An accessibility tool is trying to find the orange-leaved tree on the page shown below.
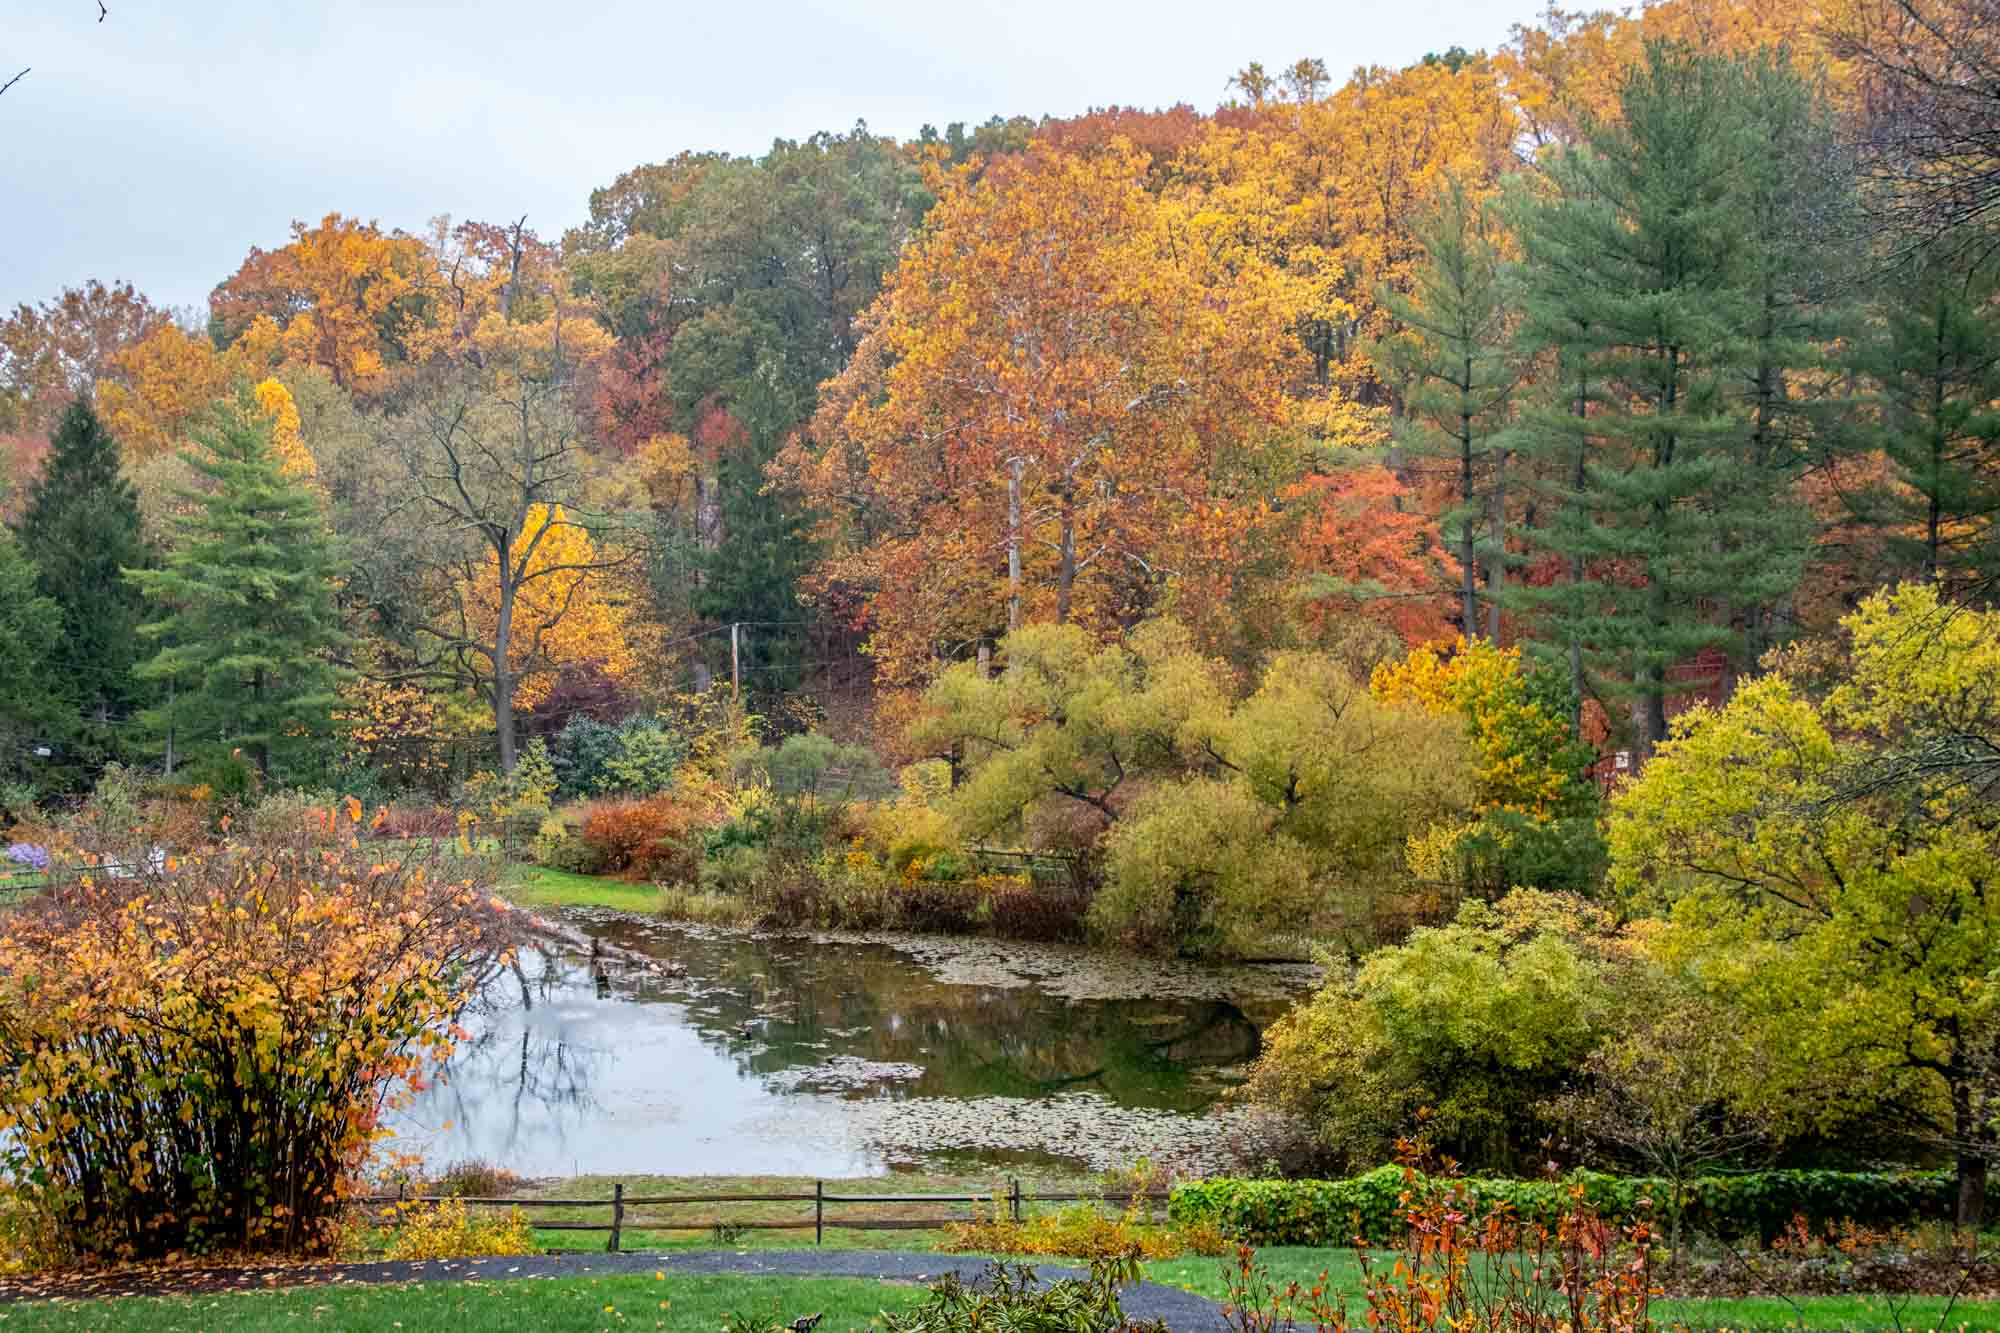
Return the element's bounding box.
[0,801,514,1259]
[210,213,436,392]
[785,139,1309,681]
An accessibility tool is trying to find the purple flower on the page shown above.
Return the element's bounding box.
[5,842,49,872]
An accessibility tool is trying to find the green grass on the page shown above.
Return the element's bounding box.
[500,864,665,914]
[1138,1248,2000,1332]
[0,1273,925,1332]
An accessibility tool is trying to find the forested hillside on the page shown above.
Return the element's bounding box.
[4,0,1990,794]
[5,0,2000,1241]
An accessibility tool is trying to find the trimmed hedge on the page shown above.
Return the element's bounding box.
[1169,1166,1954,1247]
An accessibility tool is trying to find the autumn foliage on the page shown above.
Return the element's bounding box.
[0,802,514,1260]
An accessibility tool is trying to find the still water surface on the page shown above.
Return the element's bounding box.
[391,910,1314,1178]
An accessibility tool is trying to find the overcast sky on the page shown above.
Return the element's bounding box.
[4,1,1541,315]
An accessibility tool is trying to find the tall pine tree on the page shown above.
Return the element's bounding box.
[1848,255,2000,592]
[129,403,348,782]
[1505,42,1825,759]
[695,376,818,705]
[13,397,150,766]
[0,531,67,795]
[1371,176,1525,642]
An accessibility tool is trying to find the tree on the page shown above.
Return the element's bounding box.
[1369,177,1525,639]
[911,620,1222,841]
[129,404,348,782]
[13,397,150,765]
[1096,648,1473,955]
[1242,890,1630,1172]
[1504,43,1823,760]
[1844,254,2000,591]
[209,213,434,391]
[0,280,168,436]
[1826,0,2000,255]
[1547,985,1771,1269]
[373,272,626,771]
[0,530,65,793]
[788,141,1305,680]
[692,383,818,701]
[1609,582,2000,1227]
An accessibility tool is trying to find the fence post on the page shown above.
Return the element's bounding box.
[815,1179,824,1245]
[1010,1177,1021,1224]
[608,1182,624,1253]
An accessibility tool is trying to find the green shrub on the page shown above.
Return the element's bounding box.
[1168,1167,1955,1247]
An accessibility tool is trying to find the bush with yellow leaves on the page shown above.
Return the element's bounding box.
[941,1201,1230,1262]
[377,1198,538,1261]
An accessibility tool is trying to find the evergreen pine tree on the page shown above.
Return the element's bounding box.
[1504,42,1823,758]
[129,403,349,782]
[0,531,67,794]
[13,397,150,759]
[1372,176,1525,641]
[694,377,818,703]
[1848,256,2000,592]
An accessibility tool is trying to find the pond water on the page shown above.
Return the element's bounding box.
[389,909,1317,1179]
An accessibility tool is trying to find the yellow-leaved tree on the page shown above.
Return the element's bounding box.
[459,502,639,713]
[1610,583,2000,1229]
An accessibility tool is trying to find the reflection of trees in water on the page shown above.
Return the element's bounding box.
[579,924,1266,1112]
[423,949,609,1162]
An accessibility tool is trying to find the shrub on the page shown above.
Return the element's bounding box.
[0,801,514,1260]
[530,808,603,874]
[1217,1168,1658,1333]
[377,1198,537,1260]
[943,1202,1229,1261]
[884,1257,1167,1333]
[429,1159,522,1198]
[1169,1167,1955,1248]
[580,795,713,881]
[601,719,683,796]
[549,715,623,798]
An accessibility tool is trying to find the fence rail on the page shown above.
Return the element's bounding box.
[355,1180,1173,1253]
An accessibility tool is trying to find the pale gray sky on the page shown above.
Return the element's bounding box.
[3,1,1541,314]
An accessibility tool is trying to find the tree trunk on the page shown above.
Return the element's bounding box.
[1007,457,1023,632]
[1459,422,1479,638]
[494,574,518,774]
[1055,486,1075,625]
[1955,1076,1991,1230]
[1486,447,1508,644]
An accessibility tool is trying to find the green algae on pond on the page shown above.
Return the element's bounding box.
[389,910,1316,1178]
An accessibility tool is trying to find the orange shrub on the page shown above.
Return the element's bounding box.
[0,801,515,1261]
[579,795,713,881]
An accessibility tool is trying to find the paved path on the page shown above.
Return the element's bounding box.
[0,1249,1232,1329]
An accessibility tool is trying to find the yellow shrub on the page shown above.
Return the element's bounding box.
[380,1198,538,1261]
[941,1202,1227,1261]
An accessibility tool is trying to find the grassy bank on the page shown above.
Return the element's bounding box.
[0,1273,923,1332]
[500,863,666,914]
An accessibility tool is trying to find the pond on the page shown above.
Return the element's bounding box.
[389,909,1318,1179]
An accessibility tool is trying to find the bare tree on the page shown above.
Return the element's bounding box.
[372,313,632,772]
[1827,0,2000,259]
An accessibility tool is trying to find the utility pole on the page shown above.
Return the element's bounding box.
[730,622,741,703]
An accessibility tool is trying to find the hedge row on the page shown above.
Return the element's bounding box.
[1168,1166,1954,1247]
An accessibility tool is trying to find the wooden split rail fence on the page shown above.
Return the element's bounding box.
[356,1181,1174,1254]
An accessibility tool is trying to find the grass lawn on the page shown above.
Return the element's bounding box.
[1139,1247,2000,1332]
[0,1273,925,1332]
[500,863,665,914]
